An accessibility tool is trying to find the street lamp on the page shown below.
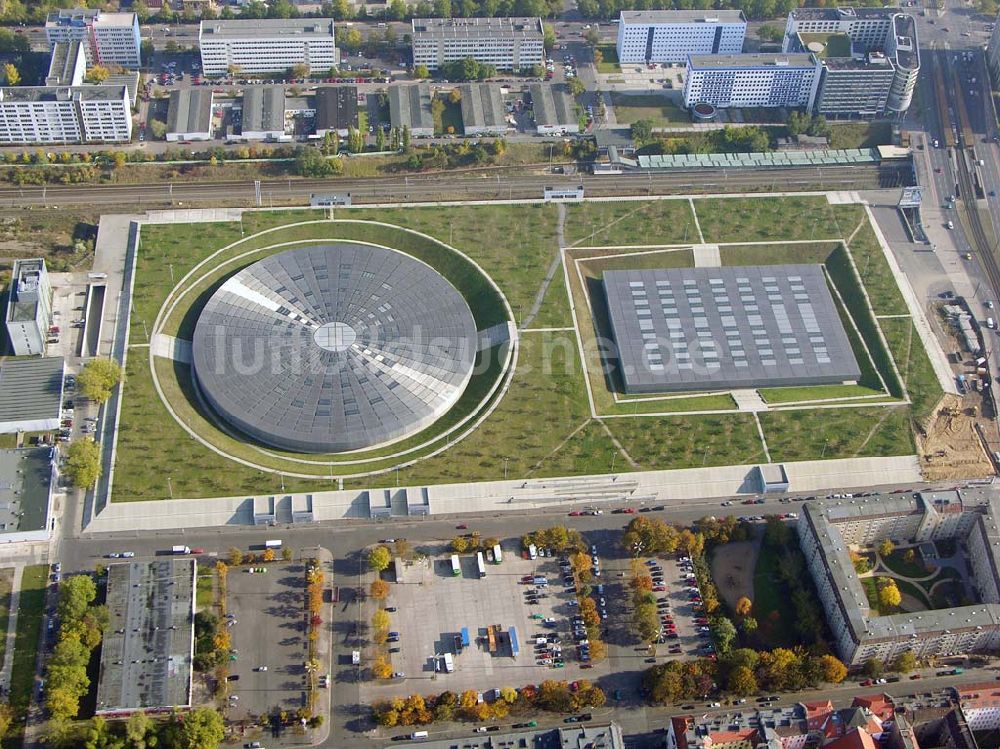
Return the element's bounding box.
[166,476,173,499]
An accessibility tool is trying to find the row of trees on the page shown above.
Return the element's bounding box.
[521,525,588,555]
[80,708,224,749]
[451,532,500,553]
[642,645,849,704]
[45,575,109,730]
[565,549,608,661]
[372,679,604,726]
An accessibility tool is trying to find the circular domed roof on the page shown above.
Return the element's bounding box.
[191,243,478,453]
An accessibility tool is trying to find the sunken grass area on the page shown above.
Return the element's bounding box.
[112,196,932,500]
[9,564,47,732]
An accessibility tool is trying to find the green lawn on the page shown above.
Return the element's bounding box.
[846,220,910,316]
[196,566,215,609]
[563,199,698,246]
[0,569,14,668]
[609,92,688,126]
[827,121,893,150]
[880,549,931,579]
[695,196,854,244]
[528,270,574,329]
[752,543,799,648]
[607,413,765,470]
[10,565,47,718]
[435,96,464,136]
[798,33,852,58]
[759,384,886,404]
[595,44,620,74]
[760,406,915,462]
[879,316,943,422]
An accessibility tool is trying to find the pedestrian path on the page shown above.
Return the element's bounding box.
[0,565,24,691]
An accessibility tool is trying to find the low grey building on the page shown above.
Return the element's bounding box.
[166,88,214,142]
[389,84,434,138]
[0,357,65,434]
[528,83,578,135]
[95,559,196,716]
[459,83,506,136]
[241,85,287,141]
[603,265,860,394]
[0,447,56,543]
[313,85,358,137]
[45,40,85,86]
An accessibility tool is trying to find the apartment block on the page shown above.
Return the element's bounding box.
[199,19,338,77]
[616,10,746,64]
[411,17,544,71]
[683,53,821,109]
[45,9,141,69]
[0,85,131,145]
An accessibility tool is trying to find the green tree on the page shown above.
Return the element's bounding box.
[584,27,599,47]
[710,616,737,653]
[2,63,19,86]
[368,545,392,571]
[568,76,585,97]
[77,358,123,404]
[376,127,386,151]
[401,125,411,150]
[125,711,152,749]
[631,118,654,144]
[892,650,917,674]
[543,23,556,52]
[65,439,101,489]
[739,616,757,634]
[58,575,97,622]
[413,64,430,79]
[180,707,225,749]
[728,665,758,696]
[757,23,782,42]
[863,658,883,677]
[293,145,333,177]
[0,702,14,748]
[371,609,390,632]
[149,119,168,139]
[140,39,155,62]
[878,539,895,558]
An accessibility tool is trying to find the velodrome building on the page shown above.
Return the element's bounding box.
[799,494,1000,667]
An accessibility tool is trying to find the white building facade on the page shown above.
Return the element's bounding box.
[617,10,746,64]
[683,53,821,109]
[0,85,131,145]
[45,9,141,69]
[199,19,338,76]
[411,17,544,71]
[5,259,51,357]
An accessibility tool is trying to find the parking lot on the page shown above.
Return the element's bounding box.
[655,555,715,660]
[359,543,611,701]
[225,561,310,719]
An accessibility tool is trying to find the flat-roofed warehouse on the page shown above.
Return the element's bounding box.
[313,85,357,137]
[528,83,579,135]
[0,447,55,543]
[389,84,434,138]
[95,559,196,716]
[241,84,287,141]
[604,265,860,393]
[0,357,65,433]
[459,83,506,136]
[166,88,214,142]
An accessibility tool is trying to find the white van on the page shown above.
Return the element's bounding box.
[411,731,429,740]
[987,317,995,329]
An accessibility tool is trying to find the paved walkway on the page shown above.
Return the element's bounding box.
[692,244,721,267]
[0,565,23,691]
[732,390,768,412]
[151,333,191,363]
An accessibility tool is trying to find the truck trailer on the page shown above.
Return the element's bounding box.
[172,545,191,555]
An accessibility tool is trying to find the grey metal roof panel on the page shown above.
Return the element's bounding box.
[166,89,213,135]
[528,83,576,127]
[604,265,861,393]
[459,83,505,129]
[388,84,434,132]
[314,85,358,131]
[191,244,478,453]
[0,357,64,425]
[242,85,285,133]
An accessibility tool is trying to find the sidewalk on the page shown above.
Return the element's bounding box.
[0,565,23,692]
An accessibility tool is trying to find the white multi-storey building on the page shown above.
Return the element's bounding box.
[5,259,51,357]
[799,494,1000,667]
[683,53,821,109]
[198,19,338,77]
[0,85,131,145]
[616,10,746,64]
[45,9,141,69]
[410,17,544,71]
[784,8,919,115]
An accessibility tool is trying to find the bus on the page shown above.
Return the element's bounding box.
[450,554,461,576]
[476,551,487,578]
